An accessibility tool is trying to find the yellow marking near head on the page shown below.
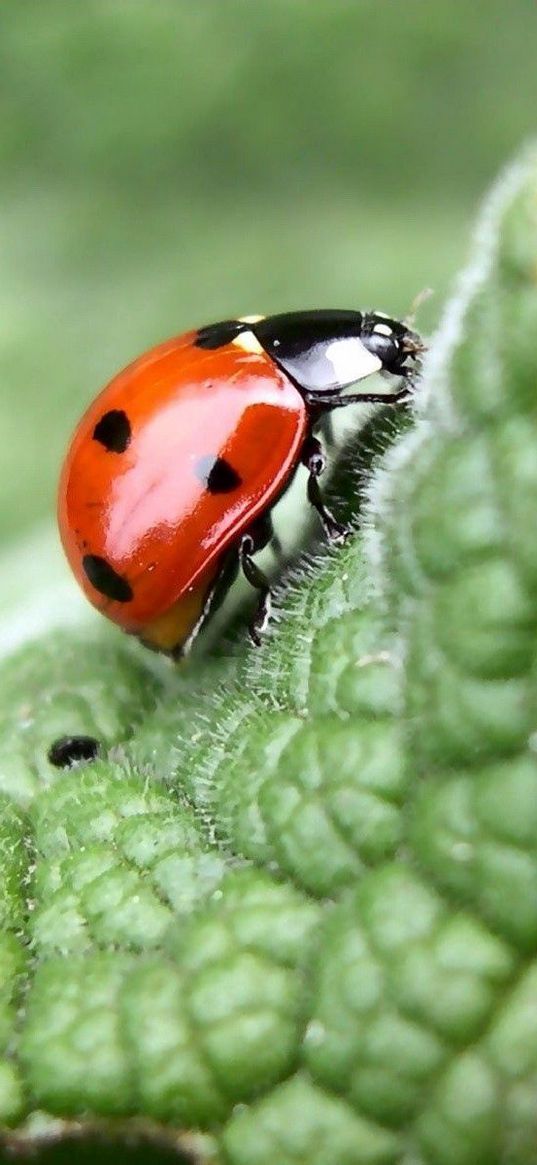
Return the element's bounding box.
[233,315,266,356]
[232,331,264,355]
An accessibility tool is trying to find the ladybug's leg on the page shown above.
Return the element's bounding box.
[302,436,348,545]
[305,384,410,408]
[304,366,416,409]
[248,511,283,561]
[240,534,272,646]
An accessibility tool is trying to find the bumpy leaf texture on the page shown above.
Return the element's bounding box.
[1,147,537,1165]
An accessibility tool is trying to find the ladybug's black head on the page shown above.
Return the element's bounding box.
[252,309,424,399]
[359,312,425,376]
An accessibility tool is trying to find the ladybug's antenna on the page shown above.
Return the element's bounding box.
[404,286,434,331]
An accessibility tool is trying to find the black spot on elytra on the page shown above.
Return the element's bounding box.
[82,554,133,602]
[93,409,131,453]
[195,319,244,350]
[48,735,101,769]
[195,455,242,493]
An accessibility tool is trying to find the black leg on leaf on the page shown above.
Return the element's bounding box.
[240,534,272,646]
[247,510,283,562]
[302,436,348,545]
[304,368,416,410]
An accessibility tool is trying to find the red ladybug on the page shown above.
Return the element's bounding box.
[58,310,423,655]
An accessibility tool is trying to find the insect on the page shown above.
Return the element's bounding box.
[58,309,423,655]
[48,734,101,768]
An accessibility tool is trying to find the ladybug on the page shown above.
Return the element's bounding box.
[58,309,423,655]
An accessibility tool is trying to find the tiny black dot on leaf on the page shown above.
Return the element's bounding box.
[48,735,101,769]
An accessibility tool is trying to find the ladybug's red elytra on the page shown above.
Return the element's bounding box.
[58,309,423,655]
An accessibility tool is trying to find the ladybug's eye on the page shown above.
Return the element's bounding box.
[255,310,383,394]
[360,315,408,374]
[362,327,400,369]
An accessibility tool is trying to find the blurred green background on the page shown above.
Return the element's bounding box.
[1,0,536,549]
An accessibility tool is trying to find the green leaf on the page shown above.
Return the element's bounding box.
[1,145,537,1163]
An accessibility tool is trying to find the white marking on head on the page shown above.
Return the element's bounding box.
[238,314,265,324]
[373,322,394,337]
[325,337,382,383]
